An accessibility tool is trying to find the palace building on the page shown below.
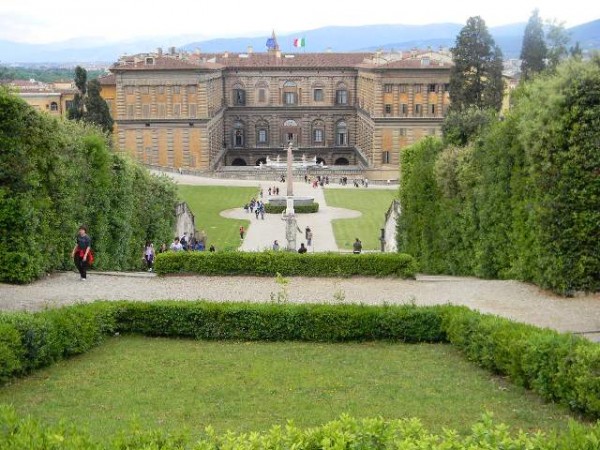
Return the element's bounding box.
[100,35,451,178]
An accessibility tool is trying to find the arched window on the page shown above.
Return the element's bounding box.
[255,158,267,166]
[283,81,298,105]
[336,120,348,146]
[232,83,245,106]
[316,157,327,165]
[233,121,245,147]
[312,119,325,145]
[50,102,58,111]
[256,120,269,145]
[335,82,348,105]
[334,157,350,165]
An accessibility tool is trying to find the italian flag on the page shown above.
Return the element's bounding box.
[293,38,306,48]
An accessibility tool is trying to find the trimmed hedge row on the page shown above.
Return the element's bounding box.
[264,202,320,213]
[1,406,599,450]
[0,301,598,422]
[154,251,418,278]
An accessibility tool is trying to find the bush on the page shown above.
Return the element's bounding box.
[0,406,599,449]
[154,251,418,278]
[113,301,446,343]
[264,202,319,213]
[0,303,116,382]
[0,89,177,283]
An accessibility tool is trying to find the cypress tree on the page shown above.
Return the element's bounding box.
[449,16,504,112]
[84,79,113,134]
[520,9,547,80]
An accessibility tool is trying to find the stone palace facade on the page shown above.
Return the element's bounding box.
[100,38,451,177]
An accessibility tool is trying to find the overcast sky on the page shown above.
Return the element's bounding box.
[1,0,598,44]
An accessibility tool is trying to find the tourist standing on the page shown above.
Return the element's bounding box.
[143,241,155,272]
[353,238,362,254]
[272,240,280,251]
[298,243,307,254]
[71,225,91,281]
[306,227,313,247]
[240,226,245,240]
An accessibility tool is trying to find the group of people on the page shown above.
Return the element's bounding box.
[243,198,266,220]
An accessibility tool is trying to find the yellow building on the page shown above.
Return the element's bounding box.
[2,79,76,116]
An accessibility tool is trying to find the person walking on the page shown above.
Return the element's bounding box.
[240,225,245,240]
[306,227,313,247]
[143,241,155,272]
[71,225,91,281]
[353,238,362,254]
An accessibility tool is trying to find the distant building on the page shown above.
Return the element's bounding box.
[1,79,76,116]
[101,35,452,177]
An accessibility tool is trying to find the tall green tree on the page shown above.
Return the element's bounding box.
[84,79,113,134]
[520,9,547,80]
[546,20,570,71]
[449,16,504,112]
[68,66,87,120]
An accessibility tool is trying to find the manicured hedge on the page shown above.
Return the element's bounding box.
[264,202,320,213]
[398,59,600,294]
[154,251,418,278]
[1,406,599,449]
[0,89,177,283]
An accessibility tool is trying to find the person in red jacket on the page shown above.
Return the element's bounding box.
[71,225,91,280]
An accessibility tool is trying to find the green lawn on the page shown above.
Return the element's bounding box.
[178,185,258,251]
[324,188,398,251]
[0,336,577,441]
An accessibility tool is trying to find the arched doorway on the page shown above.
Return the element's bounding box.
[334,157,350,165]
[316,157,327,165]
[282,119,300,146]
[255,157,267,166]
[231,158,247,166]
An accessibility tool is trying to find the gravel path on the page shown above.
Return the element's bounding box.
[1,272,598,341]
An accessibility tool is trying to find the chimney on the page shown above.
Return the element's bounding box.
[157,47,163,56]
[247,45,253,54]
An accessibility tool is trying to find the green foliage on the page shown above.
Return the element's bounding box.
[399,59,600,293]
[450,16,504,112]
[0,302,600,446]
[520,9,547,80]
[154,251,418,278]
[0,406,598,450]
[441,106,496,146]
[0,89,177,282]
[546,20,571,72]
[84,79,113,133]
[264,202,319,213]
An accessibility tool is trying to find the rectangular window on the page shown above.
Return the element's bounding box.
[399,128,407,136]
[258,89,266,103]
[385,104,392,114]
[313,88,323,101]
[430,104,435,115]
[415,104,422,115]
[399,84,407,93]
[258,129,267,143]
[234,89,245,105]
[384,84,393,93]
[158,104,166,117]
[172,86,180,94]
[414,84,422,93]
[382,151,390,164]
[314,129,323,143]
[127,104,134,118]
[142,104,150,118]
[444,83,450,92]
[428,84,436,93]
[284,92,296,105]
[188,85,197,94]
[401,104,408,115]
[125,86,134,95]
[336,90,348,105]
[173,104,181,117]
[189,104,197,118]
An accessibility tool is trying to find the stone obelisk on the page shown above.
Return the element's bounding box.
[283,142,297,251]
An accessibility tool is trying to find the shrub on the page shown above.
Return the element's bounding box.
[264,202,320,213]
[154,251,418,278]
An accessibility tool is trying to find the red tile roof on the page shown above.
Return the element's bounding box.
[98,73,116,85]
